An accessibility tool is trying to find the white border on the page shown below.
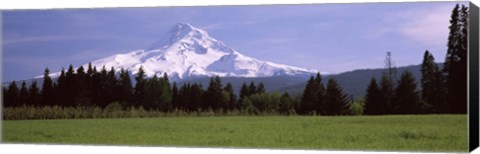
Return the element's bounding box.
[0,0,470,10]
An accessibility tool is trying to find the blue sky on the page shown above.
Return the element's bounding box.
[2,1,467,82]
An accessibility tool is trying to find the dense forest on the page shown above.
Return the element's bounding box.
[2,4,468,119]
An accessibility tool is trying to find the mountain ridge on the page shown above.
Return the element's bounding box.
[41,23,317,81]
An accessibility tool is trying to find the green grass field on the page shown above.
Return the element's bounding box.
[2,115,467,152]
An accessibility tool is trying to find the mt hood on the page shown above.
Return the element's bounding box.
[74,23,317,81]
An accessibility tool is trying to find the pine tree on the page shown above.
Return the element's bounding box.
[158,73,172,112]
[143,74,162,110]
[55,68,67,106]
[2,87,7,107]
[256,82,266,94]
[444,4,468,114]
[300,76,316,115]
[364,77,383,115]
[118,68,133,107]
[134,66,147,107]
[188,83,204,112]
[85,63,95,105]
[299,73,325,115]
[87,62,95,77]
[105,67,117,104]
[171,82,180,110]
[178,83,189,111]
[19,81,28,106]
[420,50,446,113]
[432,69,447,113]
[42,68,55,106]
[314,73,325,115]
[5,81,19,107]
[204,76,224,111]
[64,65,76,106]
[324,78,350,115]
[239,82,249,110]
[224,83,237,111]
[90,66,102,106]
[74,65,92,106]
[279,92,293,115]
[248,81,257,96]
[379,76,393,114]
[28,81,41,106]
[379,52,397,114]
[394,71,420,114]
[95,66,109,107]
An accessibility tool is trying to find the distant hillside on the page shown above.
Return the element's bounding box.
[276,63,443,98]
[178,75,309,95]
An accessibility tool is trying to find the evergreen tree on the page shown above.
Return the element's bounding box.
[300,76,316,115]
[324,78,350,115]
[394,71,420,114]
[90,66,102,106]
[299,73,324,115]
[314,73,325,115]
[256,82,266,94]
[224,83,237,111]
[118,68,133,107]
[204,76,224,111]
[379,52,397,114]
[188,83,204,112]
[64,65,76,106]
[163,73,170,84]
[279,92,293,115]
[379,76,393,114]
[87,62,95,77]
[5,81,19,107]
[171,82,180,109]
[248,81,257,96]
[444,4,468,114]
[134,66,147,107]
[143,75,163,110]
[105,67,117,104]
[364,77,383,115]
[74,65,92,106]
[41,68,55,106]
[19,81,28,106]
[238,82,249,110]
[55,68,67,106]
[420,50,446,113]
[94,66,110,107]
[178,83,189,111]
[188,84,205,111]
[432,69,447,113]
[28,81,41,106]
[158,73,172,111]
[178,83,204,112]
[2,87,7,107]
[85,63,95,104]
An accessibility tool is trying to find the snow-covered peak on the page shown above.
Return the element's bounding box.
[146,23,234,54]
[44,23,318,81]
[165,23,208,44]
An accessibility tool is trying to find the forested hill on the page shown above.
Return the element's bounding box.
[276,63,443,98]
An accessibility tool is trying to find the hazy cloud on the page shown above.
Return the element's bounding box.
[395,5,453,46]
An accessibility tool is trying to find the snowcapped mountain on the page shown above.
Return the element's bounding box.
[51,23,318,81]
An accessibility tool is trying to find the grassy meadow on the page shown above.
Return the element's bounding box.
[2,115,467,152]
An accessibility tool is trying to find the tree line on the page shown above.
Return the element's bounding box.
[2,61,353,116]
